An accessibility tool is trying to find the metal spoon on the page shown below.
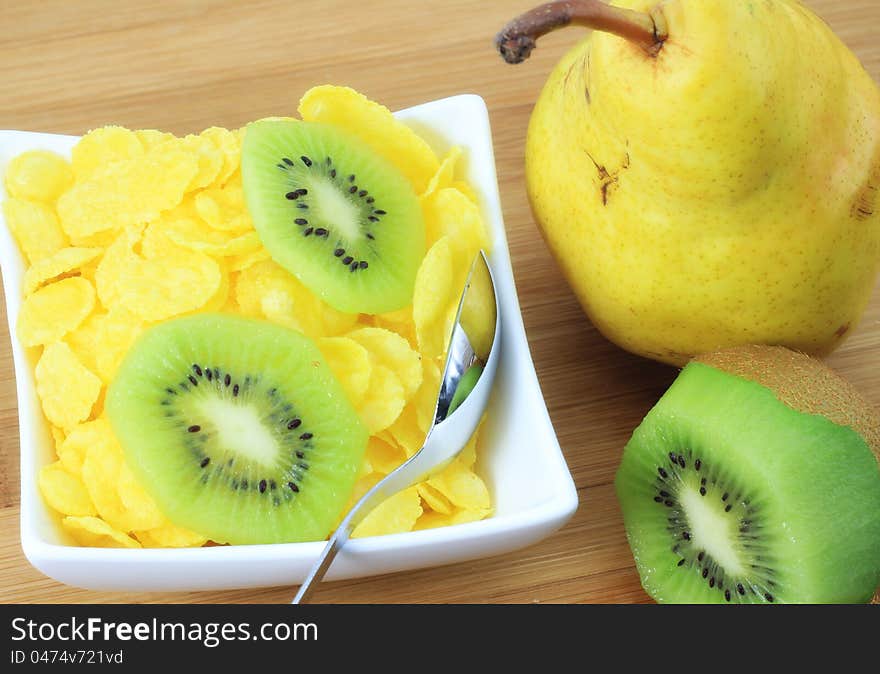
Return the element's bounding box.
[292,250,501,603]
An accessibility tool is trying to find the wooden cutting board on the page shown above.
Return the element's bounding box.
[0,0,878,604]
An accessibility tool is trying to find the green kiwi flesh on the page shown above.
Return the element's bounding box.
[242,119,425,314]
[106,314,368,545]
[615,361,880,603]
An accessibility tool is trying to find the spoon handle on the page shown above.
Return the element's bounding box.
[292,444,438,603]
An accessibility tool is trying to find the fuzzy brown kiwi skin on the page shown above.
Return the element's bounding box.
[695,345,880,603]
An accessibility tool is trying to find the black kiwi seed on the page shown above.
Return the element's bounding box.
[358,190,367,197]
[288,482,299,492]
[303,227,314,236]
[314,228,328,237]
[366,233,374,240]
[350,261,359,271]
[695,459,702,471]
[301,156,312,167]
[348,174,355,182]
[193,364,203,376]
[342,256,353,265]
[334,248,344,257]
[658,467,668,478]
[359,261,368,269]
[374,209,386,215]
[700,486,707,496]
[737,583,746,595]
[283,157,294,166]
[654,496,663,503]
[295,218,308,225]
[329,169,337,178]
[286,191,299,200]
[295,450,304,459]
[200,457,210,468]
[725,590,731,602]
[287,418,301,430]
[188,375,198,386]
[259,479,267,493]
[188,425,200,433]
[366,196,374,203]
[300,432,313,440]
[232,384,240,397]
[206,369,213,381]
[368,215,380,222]
[224,374,231,387]
[348,185,358,194]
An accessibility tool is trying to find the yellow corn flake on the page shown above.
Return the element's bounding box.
[93,307,145,383]
[62,516,141,548]
[415,358,441,433]
[233,260,324,337]
[22,246,102,296]
[135,522,208,548]
[317,337,372,406]
[4,150,73,202]
[144,216,261,258]
[352,486,422,538]
[200,263,231,313]
[422,186,490,257]
[58,418,107,476]
[321,304,359,337]
[458,416,485,468]
[413,236,456,358]
[50,425,66,455]
[194,185,253,233]
[427,458,491,511]
[388,406,426,458]
[2,198,69,264]
[365,436,406,475]
[180,133,224,192]
[57,145,198,240]
[298,85,439,193]
[95,226,221,321]
[117,464,165,530]
[80,418,163,531]
[18,277,95,347]
[38,461,97,517]
[453,181,479,204]
[35,342,102,430]
[200,126,241,185]
[417,483,454,515]
[71,126,144,181]
[421,146,462,199]
[374,306,417,345]
[413,507,492,531]
[347,327,422,400]
[356,364,406,434]
[227,247,270,272]
[135,129,175,150]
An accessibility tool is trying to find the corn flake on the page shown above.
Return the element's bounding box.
[71,126,144,181]
[347,327,422,399]
[35,342,102,430]
[365,436,406,475]
[62,516,141,548]
[427,458,491,511]
[352,486,422,538]
[421,146,461,199]
[4,150,73,202]
[317,337,372,407]
[39,461,97,517]
[298,85,439,193]
[58,145,198,240]
[356,364,406,434]
[2,198,69,264]
[22,246,102,296]
[413,236,456,358]
[135,522,208,548]
[18,276,95,347]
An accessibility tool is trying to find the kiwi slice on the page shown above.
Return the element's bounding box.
[242,119,425,314]
[615,346,880,604]
[106,314,368,545]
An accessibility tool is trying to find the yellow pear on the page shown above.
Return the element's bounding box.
[497,0,880,365]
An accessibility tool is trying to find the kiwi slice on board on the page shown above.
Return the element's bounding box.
[242,120,425,314]
[106,314,368,545]
[615,345,880,604]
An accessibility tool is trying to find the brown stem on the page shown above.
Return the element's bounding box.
[495,0,667,64]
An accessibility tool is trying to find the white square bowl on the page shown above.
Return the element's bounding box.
[0,94,578,592]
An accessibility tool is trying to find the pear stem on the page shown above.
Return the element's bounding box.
[495,0,667,63]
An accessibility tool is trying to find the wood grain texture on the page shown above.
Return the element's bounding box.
[0,0,878,604]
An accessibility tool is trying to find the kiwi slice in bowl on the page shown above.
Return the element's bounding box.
[242,120,425,314]
[615,346,880,603]
[106,314,368,545]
